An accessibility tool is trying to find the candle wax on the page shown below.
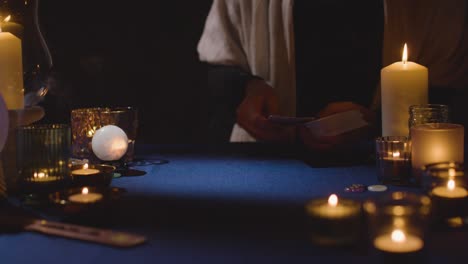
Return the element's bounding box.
[68,192,103,204]
[374,233,423,253]
[432,186,468,199]
[30,175,60,182]
[72,168,100,175]
[308,203,358,219]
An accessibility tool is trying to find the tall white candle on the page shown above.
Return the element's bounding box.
[381,44,428,137]
[0,26,24,109]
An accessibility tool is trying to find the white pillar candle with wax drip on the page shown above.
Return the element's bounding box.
[0,19,24,109]
[381,44,428,136]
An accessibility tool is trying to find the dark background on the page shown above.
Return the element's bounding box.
[36,0,384,144]
[38,0,214,144]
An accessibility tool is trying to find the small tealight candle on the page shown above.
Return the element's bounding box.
[29,172,60,182]
[91,125,129,161]
[430,176,468,220]
[71,163,100,176]
[374,228,424,253]
[68,187,103,204]
[432,179,468,199]
[305,194,361,246]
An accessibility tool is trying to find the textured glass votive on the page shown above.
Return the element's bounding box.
[408,104,449,135]
[71,107,138,163]
[411,123,464,185]
[364,192,431,260]
[16,124,71,195]
[375,136,412,186]
[422,162,468,223]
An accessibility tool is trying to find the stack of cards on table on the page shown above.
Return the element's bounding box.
[268,110,368,137]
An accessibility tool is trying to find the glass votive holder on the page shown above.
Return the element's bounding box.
[304,194,362,247]
[363,192,432,261]
[411,123,464,185]
[408,104,449,136]
[71,107,138,164]
[16,124,71,197]
[422,162,468,224]
[375,136,412,186]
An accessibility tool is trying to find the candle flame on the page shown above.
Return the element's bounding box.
[328,194,338,207]
[83,163,89,170]
[447,179,455,190]
[82,187,89,195]
[391,229,406,243]
[402,43,408,64]
[392,151,400,158]
[34,172,46,179]
[4,15,11,22]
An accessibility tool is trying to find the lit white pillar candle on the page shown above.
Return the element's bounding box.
[381,44,428,136]
[0,24,24,109]
[411,123,464,173]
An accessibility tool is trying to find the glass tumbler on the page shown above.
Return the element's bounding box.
[71,107,138,163]
[16,124,71,196]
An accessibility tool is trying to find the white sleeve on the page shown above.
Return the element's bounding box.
[196,0,250,71]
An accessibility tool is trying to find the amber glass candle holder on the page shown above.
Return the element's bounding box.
[16,124,71,196]
[71,107,138,164]
[375,136,412,186]
[364,192,432,262]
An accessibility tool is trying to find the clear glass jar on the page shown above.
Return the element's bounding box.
[408,104,449,134]
[0,0,53,107]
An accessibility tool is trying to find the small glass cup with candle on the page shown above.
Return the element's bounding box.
[411,123,464,186]
[16,124,71,197]
[305,194,362,246]
[71,107,138,164]
[70,163,115,188]
[364,192,432,261]
[422,162,468,225]
[375,136,412,186]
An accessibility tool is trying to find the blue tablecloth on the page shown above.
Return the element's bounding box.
[0,143,467,263]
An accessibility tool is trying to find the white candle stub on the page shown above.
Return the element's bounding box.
[381,43,428,136]
[91,125,128,161]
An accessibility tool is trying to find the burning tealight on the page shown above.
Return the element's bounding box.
[68,187,103,204]
[91,125,128,161]
[305,194,361,246]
